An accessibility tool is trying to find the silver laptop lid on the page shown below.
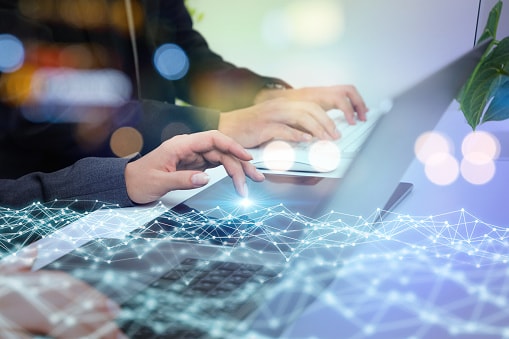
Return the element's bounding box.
[320,40,491,219]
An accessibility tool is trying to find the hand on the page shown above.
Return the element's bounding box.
[254,85,369,125]
[125,130,265,204]
[218,98,341,148]
[0,270,125,339]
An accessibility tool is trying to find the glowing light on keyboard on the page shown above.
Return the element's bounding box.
[261,140,296,171]
[308,140,340,172]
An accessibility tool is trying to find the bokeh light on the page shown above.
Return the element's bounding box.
[262,141,296,172]
[424,152,459,186]
[110,127,143,157]
[262,0,345,48]
[31,69,131,106]
[1,65,36,105]
[460,154,496,185]
[154,44,190,80]
[59,44,95,69]
[416,130,501,186]
[0,34,25,72]
[414,131,453,164]
[308,140,341,172]
[459,131,500,185]
[461,131,500,161]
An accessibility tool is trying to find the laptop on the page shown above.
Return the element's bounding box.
[40,40,489,338]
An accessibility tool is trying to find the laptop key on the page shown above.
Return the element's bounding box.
[120,257,284,336]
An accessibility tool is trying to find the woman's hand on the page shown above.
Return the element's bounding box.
[125,130,265,204]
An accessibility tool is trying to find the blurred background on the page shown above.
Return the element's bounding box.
[191,0,509,107]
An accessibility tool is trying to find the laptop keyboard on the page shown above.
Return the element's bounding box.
[118,257,282,338]
[290,107,385,158]
[249,107,386,172]
[332,108,384,157]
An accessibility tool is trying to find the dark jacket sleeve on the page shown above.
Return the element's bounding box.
[147,0,291,111]
[0,157,135,210]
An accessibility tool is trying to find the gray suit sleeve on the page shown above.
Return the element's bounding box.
[0,157,136,209]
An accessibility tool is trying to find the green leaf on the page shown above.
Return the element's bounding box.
[477,0,503,44]
[459,36,509,129]
[482,78,509,122]
[458,65,501,129]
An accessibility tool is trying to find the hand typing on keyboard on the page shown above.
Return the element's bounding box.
[219,85,369,149]
[249,106,387,173]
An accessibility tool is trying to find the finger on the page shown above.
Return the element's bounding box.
[241,161,265,182]
[187,131,253,162]
[343,86,369,122]
[212,154,248,197]
[336,97,357,125]
[259,124,313,144]
[164,170,211,191]
[285,102,339,140]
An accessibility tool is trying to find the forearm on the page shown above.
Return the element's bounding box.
[0,157,135,210]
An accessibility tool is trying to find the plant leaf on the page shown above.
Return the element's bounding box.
[459,36,509,129]
[459,65,501,129]
[477,0,502,44]
[482,78,509,122]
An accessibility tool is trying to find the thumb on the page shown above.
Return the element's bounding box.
[163,171,211,191]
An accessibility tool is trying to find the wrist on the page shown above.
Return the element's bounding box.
[254,82,290,104]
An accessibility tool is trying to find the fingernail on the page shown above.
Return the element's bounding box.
[117,333,129,339]
[302,133,312,142]
[191,173,210,186]
[107,300,121,316]
[257,171,265,180]
[242,183,249,197]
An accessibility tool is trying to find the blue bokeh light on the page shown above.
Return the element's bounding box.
[153,43,189,80]
[0,34,25,72]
